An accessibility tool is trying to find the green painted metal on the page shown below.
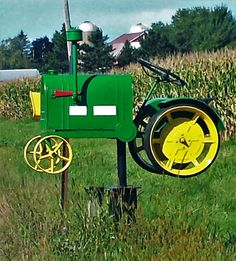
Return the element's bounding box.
[145,97,225,131]
[66,28,82,42]
[40,28,137,142]
[39,28,223,144]
[40,73,137,142]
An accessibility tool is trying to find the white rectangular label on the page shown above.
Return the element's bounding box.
[93,106,117,116]
[69,106,87,116]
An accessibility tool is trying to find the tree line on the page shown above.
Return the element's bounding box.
[0,6,235,72]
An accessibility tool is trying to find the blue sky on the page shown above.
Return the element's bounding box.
[0,0,235,42]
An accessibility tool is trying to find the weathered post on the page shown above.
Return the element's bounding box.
[108,140,138,224]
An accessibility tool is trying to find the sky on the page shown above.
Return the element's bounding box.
[0,0,236,42]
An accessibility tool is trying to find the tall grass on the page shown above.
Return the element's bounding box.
[0,118,236,260]
[0,49,236,259]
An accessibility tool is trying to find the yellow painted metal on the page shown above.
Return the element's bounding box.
[33,135,73,174]
[148,105,219,176]
[24,136,43,172]
[29,91,41,119]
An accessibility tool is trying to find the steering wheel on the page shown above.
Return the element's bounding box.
[138,58,187,86]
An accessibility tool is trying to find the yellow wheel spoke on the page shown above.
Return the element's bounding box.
[192,159,200,167]
[38,153,51,160]
[52,141,64,153]
[33,162,41,169]
[46,143,54,153]
[186,113,200,132]
[59,155,70,162]
[192,113,200,123]
[50,159,54,172]
[35,159,41,167]
[203,136,215,143]
[38,143,44,154]
[34,165,41,171]
[166,158,174,170]
[34,150,43,155]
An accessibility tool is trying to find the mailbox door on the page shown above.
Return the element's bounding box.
[40,73,136,141]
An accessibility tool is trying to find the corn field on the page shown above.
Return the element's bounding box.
[0,77,40,119]
[0,48,236,138]
[123,48,236,139]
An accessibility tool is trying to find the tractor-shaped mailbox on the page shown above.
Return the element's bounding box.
[24,28,224,177]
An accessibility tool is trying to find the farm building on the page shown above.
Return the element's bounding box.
[0,69,39,82]
[111,23,148,57]
[77,21,148,58]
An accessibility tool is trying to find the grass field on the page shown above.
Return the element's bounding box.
[0,48,236,260]
[0,117,236,260]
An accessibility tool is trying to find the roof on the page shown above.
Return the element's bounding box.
[111,32,145,45]
[111,31,146,57]
[112,43,126,57]
[0,69,39,82]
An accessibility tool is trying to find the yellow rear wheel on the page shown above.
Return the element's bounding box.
[144,105,220,177]
[33,135,73,174]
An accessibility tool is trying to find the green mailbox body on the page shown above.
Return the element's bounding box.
[40,73,137,142]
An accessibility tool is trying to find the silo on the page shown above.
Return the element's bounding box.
[79,21,99,46]
[129,23,148,33]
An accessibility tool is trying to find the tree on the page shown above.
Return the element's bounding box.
[78,29,114,72]
[140,22,175,58]
[139,6,236,58]
[171,6,236,52]
[43,24,69,73]
[31,37,53,69]
[0,41,8,69]
[0,30,32,69]
[117,41,138,67]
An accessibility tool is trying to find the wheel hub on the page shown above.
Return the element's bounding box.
[161,118,205,164]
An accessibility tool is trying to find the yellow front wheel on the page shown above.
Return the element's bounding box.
[144,105,220,177]
[33,135,73,174]
[24,136,43,172]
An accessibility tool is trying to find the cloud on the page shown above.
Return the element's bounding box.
[90,8,176,40]
[128,8,176,25]
[0,0,235,41]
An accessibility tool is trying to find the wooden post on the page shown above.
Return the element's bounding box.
[117,139,127,186]
[61,140,69,210]
[64,0,72,61]
[62,1,72,210]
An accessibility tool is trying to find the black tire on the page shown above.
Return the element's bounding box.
[128,111,162,173]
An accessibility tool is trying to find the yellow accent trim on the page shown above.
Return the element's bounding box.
[29,91,41,119]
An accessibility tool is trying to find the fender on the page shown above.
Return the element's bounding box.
[145,97,225,132]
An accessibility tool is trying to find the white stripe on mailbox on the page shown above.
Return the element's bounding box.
[69,106,87,116]
[93,106,117,116]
